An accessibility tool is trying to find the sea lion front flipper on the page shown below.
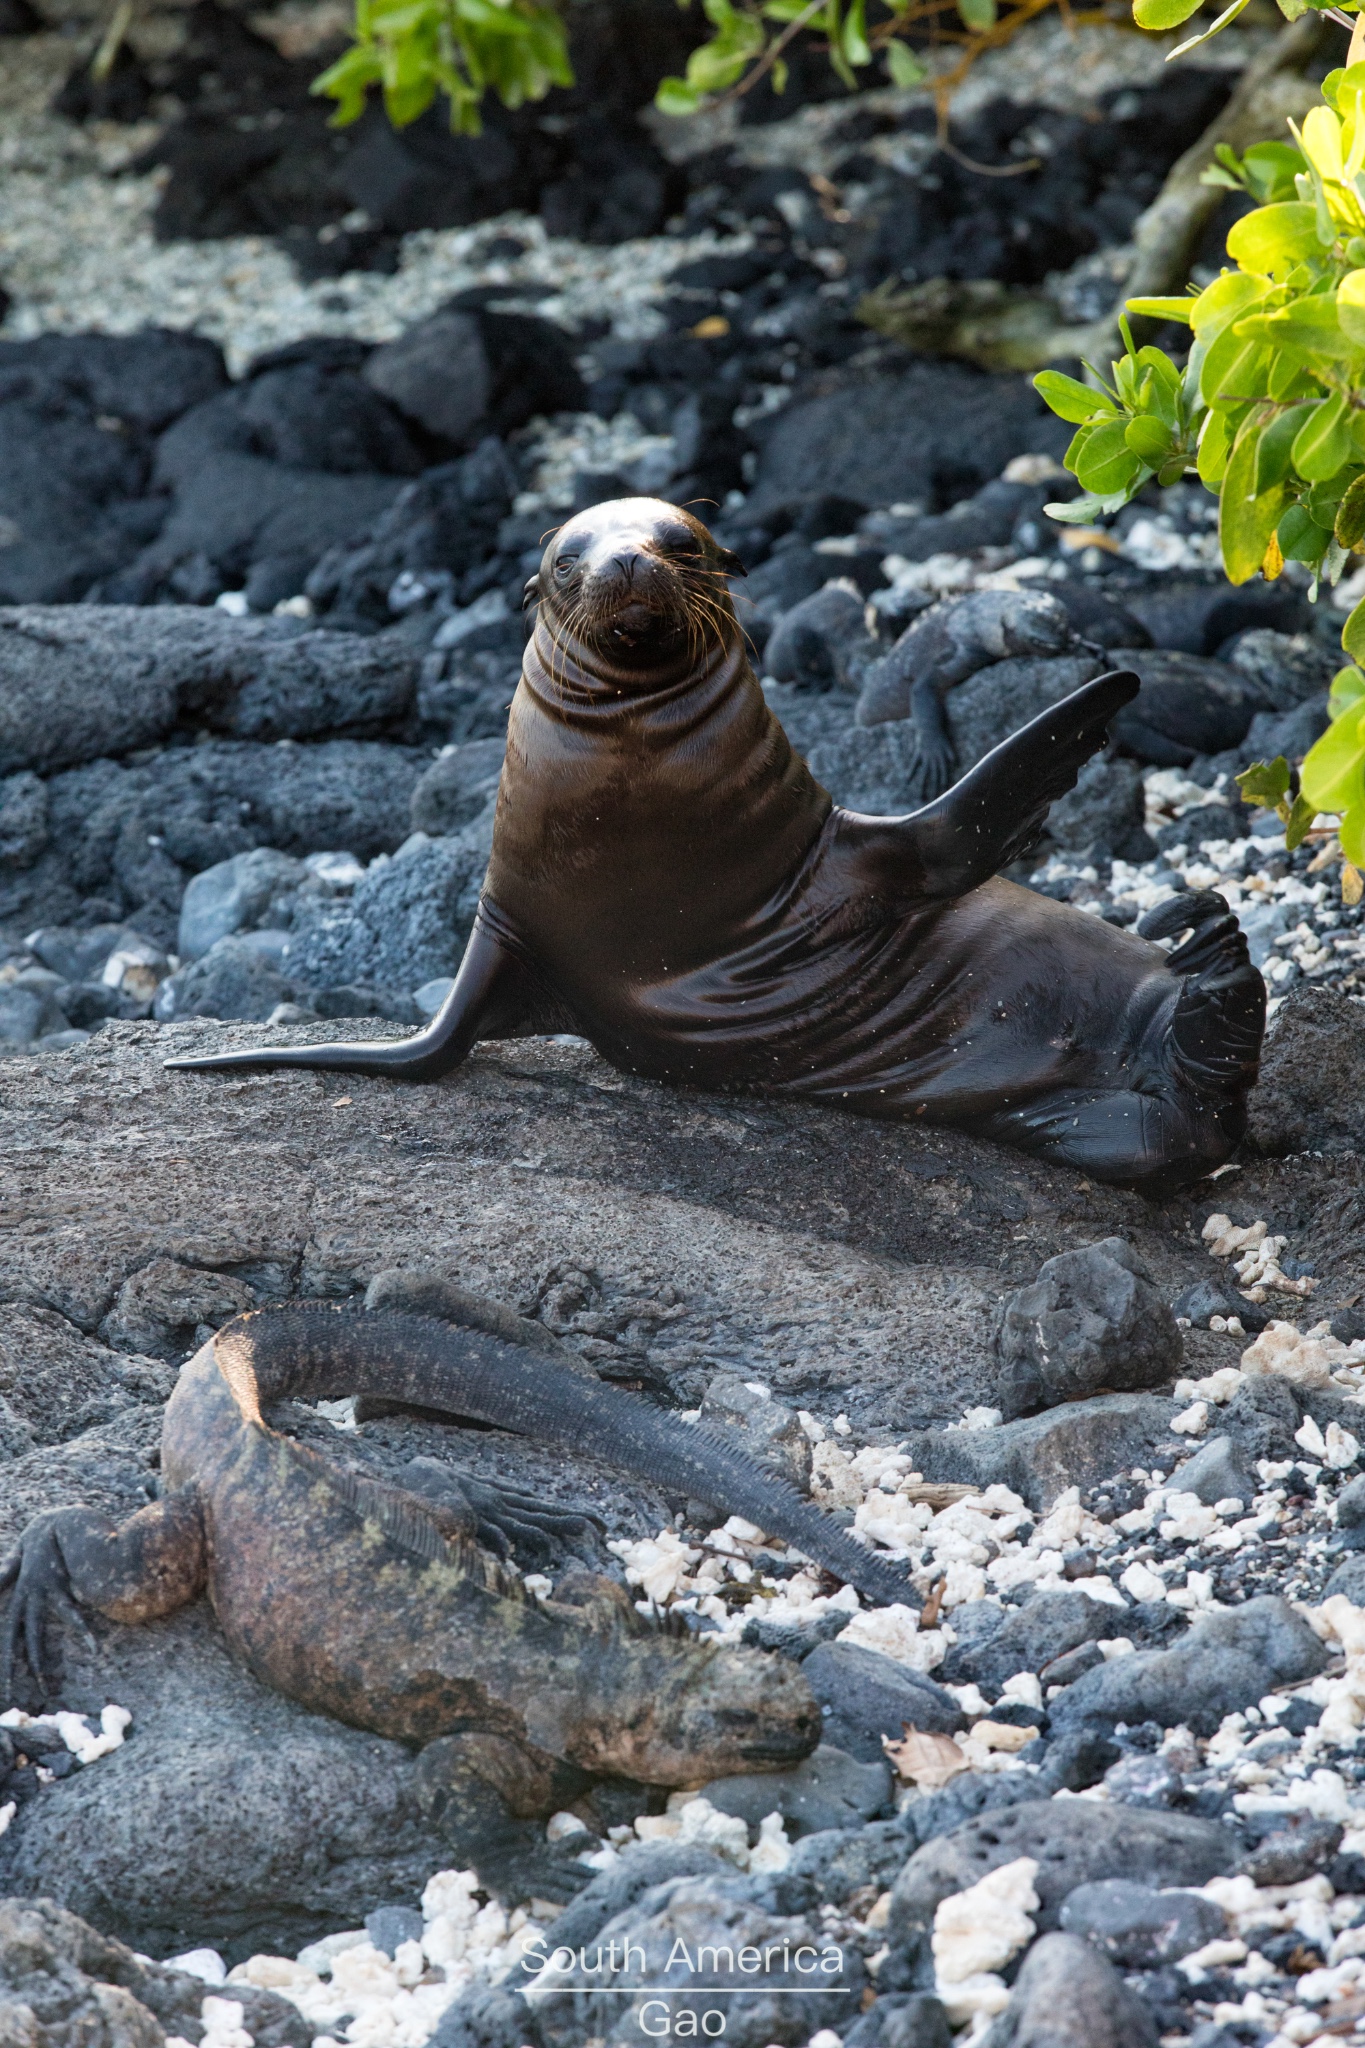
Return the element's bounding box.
[164,911,536,1080]
[837,669,1141,903]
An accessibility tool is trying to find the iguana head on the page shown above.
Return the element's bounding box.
[567,1630,822,1783]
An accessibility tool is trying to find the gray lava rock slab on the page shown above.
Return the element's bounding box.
[746,367,1064,517]
[0,1302,171,1447]
[1246,984,1365,1156]
[995,1238,1181,1414]
[940,1592,1118,1693]
[0,1022,1200,1448]
[98,1254,258,1361]
[784,1820,917,1907]
[1240,1815,1342,1885]
[901,1394,1180,1511]
[800,1641,963,1760]
[0,768,48,868]
[178,848,304,962]
[286,823,492,993]
[1045,757,1145,858]
[885,1800,1233,1986]
[0,1602,460,1959]
[697,1374,811,1487]
[845,1992,952,2048]
[763,584,866,691]
[409,739,506,838]
[523,1845,732,1960]
[7,742,428,951]
[430,1982,537,2048]
[805,720,926,815]
[154,935,299,1023]
[530,1871,866,2048]
[1322,1553,1365,1603]
[0,1896,308,2048]
[980,1930,1158,2048]
[701,1742,892,1837]
[1173,1433,1258,1507]
[0,609,422,776]
[1057,1878,1224,1966]
[1047,1595,1329,1736]
[1217,1373,1305,1464]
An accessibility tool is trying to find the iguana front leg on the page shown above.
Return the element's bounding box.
[416,1731,598,1905]
[0,1489,207,1698]
[905,667,959,803]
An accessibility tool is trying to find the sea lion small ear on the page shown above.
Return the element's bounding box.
[523,573,540,603]
[715,547,746,578]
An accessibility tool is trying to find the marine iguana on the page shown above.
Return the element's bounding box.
[854,589,1095,802]
[0,1304,910,1899]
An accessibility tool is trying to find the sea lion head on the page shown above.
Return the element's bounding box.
[532,497,745,672]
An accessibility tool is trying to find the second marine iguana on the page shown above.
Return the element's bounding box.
[0,1304,910,1900]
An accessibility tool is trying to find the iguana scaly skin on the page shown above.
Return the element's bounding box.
[0,1305,909,1898]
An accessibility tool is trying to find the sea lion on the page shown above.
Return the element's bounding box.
[168,498,1265,1188]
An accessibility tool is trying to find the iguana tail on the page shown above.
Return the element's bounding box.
[209,1303,914,1611]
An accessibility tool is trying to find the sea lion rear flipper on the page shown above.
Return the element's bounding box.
[163,911,536,1080]
[837,669,1141,902]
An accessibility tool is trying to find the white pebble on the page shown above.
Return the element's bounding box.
[933,1857,1040,1982]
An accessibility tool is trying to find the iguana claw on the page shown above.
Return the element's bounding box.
[0,1511,97,1703]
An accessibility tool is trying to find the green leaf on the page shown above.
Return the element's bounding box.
[885,39,925,84]
[1220,417,1289,583]
[1043,490,1131,524]
[1240,139,1308,203]
[1302,697,1365,810]
[1199,327,1271,404]
[1330,663,1365,716]
[1345,592,1365,665]
[1292,389,1355,480]
[655,74,703,112]
[1189,269,1270,344]
[1338,266,1365,343]
[1255,401,1317,492]
[1284,792,1317,850]
[1125,416,1174,462]
[1197,405,1233,485]
[842,0,871,63]
[1033,369,1116,425]
[1341,799,1365,868]
[957,0,996,28]
[1336,474,1365,547]
[1125,295,1196,323]
[1225,200,1322,275]
[1235,756,1291,809]
[1072,417,1143,496]
[1167,0,1250,60]
[1277,501,1333,562]
[1132,0,1201,25]
[1257,295,1357,359]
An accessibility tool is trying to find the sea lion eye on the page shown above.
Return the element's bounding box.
[554,555,579,581]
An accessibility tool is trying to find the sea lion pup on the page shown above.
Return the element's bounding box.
[168,498,1264,1188]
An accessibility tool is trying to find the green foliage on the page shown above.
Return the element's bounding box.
[1234,758,1315,849]
[1036,73,1365,898]
[317,0,1006,130]
[313,0,571,130]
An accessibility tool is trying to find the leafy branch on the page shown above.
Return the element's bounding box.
[1034,56,1365,894]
